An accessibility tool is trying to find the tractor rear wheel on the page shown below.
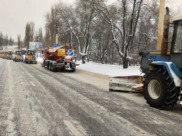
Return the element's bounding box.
[144,67,180,109]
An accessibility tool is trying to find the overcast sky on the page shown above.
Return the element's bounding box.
[0,0,182,41]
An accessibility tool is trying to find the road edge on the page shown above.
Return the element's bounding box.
[36,61,109,80]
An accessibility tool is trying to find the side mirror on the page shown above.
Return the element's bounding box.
[139,52,143,56]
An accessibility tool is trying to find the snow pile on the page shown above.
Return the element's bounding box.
[35,58,143,77]
[77,61,143,77]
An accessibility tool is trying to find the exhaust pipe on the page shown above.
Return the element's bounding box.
[161,7,170,58]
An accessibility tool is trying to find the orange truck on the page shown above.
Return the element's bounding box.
[41,45,78,72]
[0,51,3,58]
[2,51,7,59]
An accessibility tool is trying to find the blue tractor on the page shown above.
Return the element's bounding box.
[139,10,182,109]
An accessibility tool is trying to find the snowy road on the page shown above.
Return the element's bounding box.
[0,59,182,136]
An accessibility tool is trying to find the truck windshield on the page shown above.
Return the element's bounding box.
[16,52,21,55]
[22,50,26,55]
[173,21,182,53]
[27,51,35,55]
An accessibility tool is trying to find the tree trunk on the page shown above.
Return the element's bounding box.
[82,56,86,64]
[122,57,129,69]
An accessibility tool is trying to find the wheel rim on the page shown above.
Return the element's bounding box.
[148,80,161,100]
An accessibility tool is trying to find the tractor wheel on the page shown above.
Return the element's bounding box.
[143,67,180,109]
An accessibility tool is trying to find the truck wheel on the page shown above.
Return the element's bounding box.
[144,67,180,109]
[48,63,51,71]
[72,69,76,72]
[109,89,114,92]
[51,65,55,72]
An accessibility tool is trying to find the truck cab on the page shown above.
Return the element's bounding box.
[13,50,22,62]
[0,51,2,58]
[6,51,13,60]
[2,51,7,59]
[24,49,37,64]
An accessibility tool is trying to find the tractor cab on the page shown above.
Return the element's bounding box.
[24,49,37,64]
[140,15,182,72]
[13,50,22,62]
[6,51,13,60]
[170,15,182,68]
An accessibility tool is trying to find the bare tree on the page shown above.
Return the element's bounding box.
[88,0,144,68]
[17,35,21,49]
[58,1,100,63]
[24,22,35,49]
[4,35,9,47]
[0,33,3,47]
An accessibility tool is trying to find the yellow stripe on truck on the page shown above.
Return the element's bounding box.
[16,55,20,59]
[28,56,32,60]
[150,52,170,55]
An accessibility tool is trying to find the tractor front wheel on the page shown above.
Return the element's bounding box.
[144,67,180,109]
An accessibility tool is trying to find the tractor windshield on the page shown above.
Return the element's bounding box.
[27,50,35,55]
[173,21,182,53]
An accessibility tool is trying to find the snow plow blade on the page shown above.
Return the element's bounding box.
[109,76,144,92]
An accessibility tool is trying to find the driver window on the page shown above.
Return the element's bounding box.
[174,21,182,53]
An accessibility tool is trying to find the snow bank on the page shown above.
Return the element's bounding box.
[35,58,143,77]
[77,61,143,77]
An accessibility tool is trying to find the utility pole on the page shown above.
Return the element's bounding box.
[157,0,165,50]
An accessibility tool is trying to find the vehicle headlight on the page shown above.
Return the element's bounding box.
[72,58,76,63]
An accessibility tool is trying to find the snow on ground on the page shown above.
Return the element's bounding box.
[35,58,143,77]
[37,57,43,63]
[77,61,143,77]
